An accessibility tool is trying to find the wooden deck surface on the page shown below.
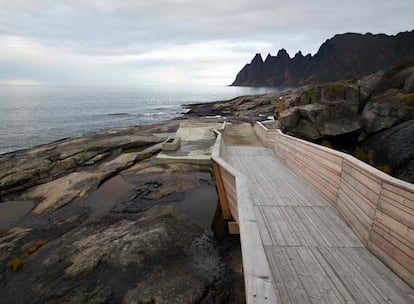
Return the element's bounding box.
[227,146,414,304]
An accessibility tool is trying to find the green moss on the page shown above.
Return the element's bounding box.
[401,94,414,105]
[379,93,414,106]
[303,88,320,98]
[346,78,359,85]
[138,153,155,160]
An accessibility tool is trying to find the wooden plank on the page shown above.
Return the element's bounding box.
[313,206,363,248]
[379,197,414,229]
[337,197,370,244]
[368,236,414,288]
[372,223,414,259]
[383,182,414,203]
[280,136,343,166]
[333,247,394,304]
[254,207,273,246]
[213,162,232,220]
[310,247,357,304]
[375,211,414,244]
[337,190,373,231]
[354,247,414,303]
[228,221,240,234]
[339,179,377,219]
[381,188,414,211]
[270,246,312,303]
[342,161,382,194]
[318,247,377,304]
[286,247,328,304]
[296,247,348,304]
[341,170,379,204]
[369,230,414,275]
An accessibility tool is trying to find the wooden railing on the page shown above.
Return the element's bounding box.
[254,121,414,288]
[211,130,278,303]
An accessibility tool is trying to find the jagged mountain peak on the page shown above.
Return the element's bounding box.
[232,30,414,87]
[276,48,290,59]
[251,53,263,64]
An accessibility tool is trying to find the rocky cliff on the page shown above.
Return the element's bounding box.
[232,30,414,87]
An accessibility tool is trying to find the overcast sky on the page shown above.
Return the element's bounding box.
[1,0,413,86]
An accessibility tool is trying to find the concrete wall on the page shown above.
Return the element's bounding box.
[254,122,414,288]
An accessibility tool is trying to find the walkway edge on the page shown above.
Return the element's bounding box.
[212,130,280,304]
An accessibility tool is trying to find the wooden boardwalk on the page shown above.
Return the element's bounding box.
[226,146,414,304]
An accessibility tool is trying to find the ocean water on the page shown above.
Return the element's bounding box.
[0,85,279,154]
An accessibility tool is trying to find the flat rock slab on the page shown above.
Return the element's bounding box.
[157,122,223,165]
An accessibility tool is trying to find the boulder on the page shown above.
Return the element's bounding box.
[372,66,414,95]
[361,90,414,133]
[281,100,360,140]
[290,119,321,140]
[279,107,300,129]
[358,71,385,100]
[318,118,361,137]
[363,120,414,183]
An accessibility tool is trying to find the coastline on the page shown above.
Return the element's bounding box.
[0,105,249,303]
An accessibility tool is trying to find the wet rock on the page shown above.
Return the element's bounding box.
[1,205,237,304]
[0,121,243,304]
[61,206,202,276]
[0,130,164,196]
[24,172,107,215]
[0,227,32,261]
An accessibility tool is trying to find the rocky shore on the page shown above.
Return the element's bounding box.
[0,120,244,304]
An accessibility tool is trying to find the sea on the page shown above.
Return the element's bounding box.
[0,85,279,154]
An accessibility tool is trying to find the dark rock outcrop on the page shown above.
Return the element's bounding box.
[363,120,414,182]
[278,83,362,139]
[232,30,414,87]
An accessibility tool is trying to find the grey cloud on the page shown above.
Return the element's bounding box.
[0,0,413,85]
